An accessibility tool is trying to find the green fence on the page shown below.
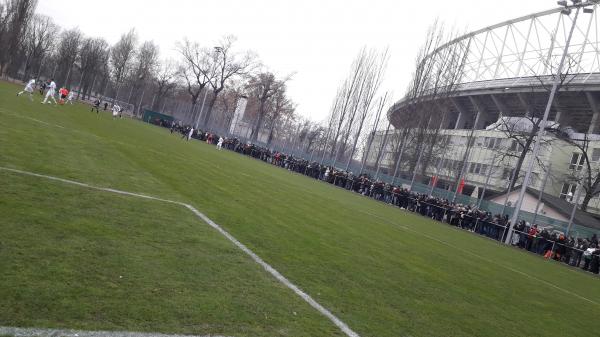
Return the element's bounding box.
[142,109,174,124]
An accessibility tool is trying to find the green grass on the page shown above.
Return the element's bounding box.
[0,172,335,337]
[0,80,599,337]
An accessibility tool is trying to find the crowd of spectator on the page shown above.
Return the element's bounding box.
[154,119,600,276]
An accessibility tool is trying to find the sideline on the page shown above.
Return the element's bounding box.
[0,109,65,128]
[0,107,199,165]
[284,169,600,304]
[0,166,361,337]
[0,327,230,337]
[362,210,600,306]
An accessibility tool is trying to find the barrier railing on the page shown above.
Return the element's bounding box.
[148,123,600,241]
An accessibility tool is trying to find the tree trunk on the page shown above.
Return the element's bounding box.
[421,129,440,176]
[510,133,535,190]
[203,93,219,127]
[251,99,267,142]
[408,140,424,174]
[580,192,592,212]
[267,124,276,146]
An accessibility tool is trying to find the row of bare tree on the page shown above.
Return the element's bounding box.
[313,48,390,170]
[0,0,299,146]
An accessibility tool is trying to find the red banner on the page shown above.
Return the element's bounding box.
[430,176,438,187]
[457,178,465,194]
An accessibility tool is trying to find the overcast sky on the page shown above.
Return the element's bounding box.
[38,0,553,121]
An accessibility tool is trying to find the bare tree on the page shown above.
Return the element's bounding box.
[78,37,109,99]
[327,49,369,164]
[21,14,57,80]
[176,38,214,122]
[394,21,468,187]
[490,58,578,190]
[345,53,389,171]
[321,47,390,170]
[202,35,257,127]
[214,85,244,131]
[152,58,178,110]
[0,0,37,77]
[266,86,295,145]
[297,121,325,153]
[126,40,159,103]
[54,28,82,87]
[553,132,600,211]
[110,29,137,99]
[246,71,291,142]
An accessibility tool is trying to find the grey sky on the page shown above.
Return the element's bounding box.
[37,0,553,121]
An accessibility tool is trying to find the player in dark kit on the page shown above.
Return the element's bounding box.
[39,81,47,95]
[91,98,101,113]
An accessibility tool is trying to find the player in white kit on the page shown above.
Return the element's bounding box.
[41,79,58,104]
[17,79,36,101]
[112,104,120,118]
[66,91,75,104]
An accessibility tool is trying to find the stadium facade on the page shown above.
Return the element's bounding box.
[368,4,600,217]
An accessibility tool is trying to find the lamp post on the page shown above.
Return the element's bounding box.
[477,153,497,208]
[504,0,597,244]
[566,184,582,235]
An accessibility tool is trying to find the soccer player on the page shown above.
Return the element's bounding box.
[17,79,36,101]
[39,81,46,95]
[112,104,120,118]
[66,91,75,104]
[187,127,194,141]
[91,98,101,113]
[217,136,224,150]
[58,87,68,104]
[41,79,58,104]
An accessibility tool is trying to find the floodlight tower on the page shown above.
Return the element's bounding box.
[504,0,599,244]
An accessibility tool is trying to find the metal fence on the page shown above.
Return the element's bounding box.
[276,145,598,239]
[139,108,599,240]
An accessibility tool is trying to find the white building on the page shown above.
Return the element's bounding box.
[366,117,600,217]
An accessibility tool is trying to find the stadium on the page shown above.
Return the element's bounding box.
[366,2,600,228]
[389,5,600,133]
[1,1,600,337]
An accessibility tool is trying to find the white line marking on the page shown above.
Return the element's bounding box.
[3,106,597,313]
[184,205,359,337]
[0,326,230,337]
[0,110,65,129]
[0,166,360,337]
[0,108,195,164]
[363,210,600,306]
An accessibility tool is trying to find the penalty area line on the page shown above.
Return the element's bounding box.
[0,166,361,337]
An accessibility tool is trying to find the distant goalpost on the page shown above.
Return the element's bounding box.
[110,99,136,118]
[76,91,136,117]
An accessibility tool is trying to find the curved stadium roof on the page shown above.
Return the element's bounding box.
[391,3,600,134]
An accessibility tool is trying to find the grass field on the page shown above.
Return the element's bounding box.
[0,80,599,337]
